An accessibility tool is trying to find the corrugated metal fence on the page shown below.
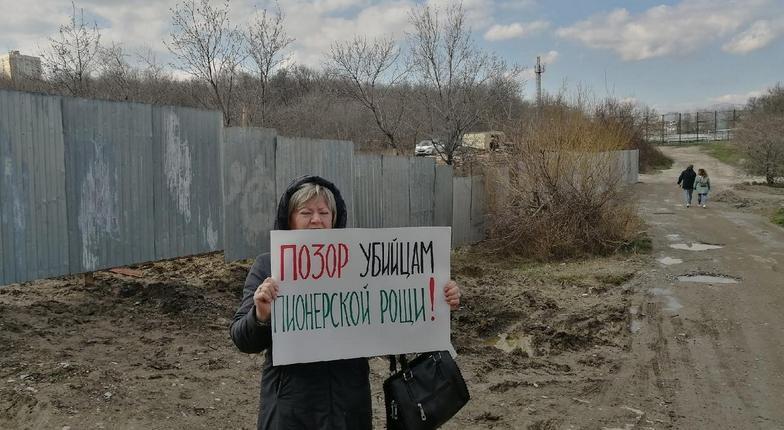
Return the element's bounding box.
[1,89,637,285]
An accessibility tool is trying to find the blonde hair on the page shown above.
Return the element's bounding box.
[288,183,337,227]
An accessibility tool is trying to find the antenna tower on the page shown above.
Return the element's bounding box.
[535,56,545,107]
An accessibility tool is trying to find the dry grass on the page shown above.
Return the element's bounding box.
[486,102,646,260]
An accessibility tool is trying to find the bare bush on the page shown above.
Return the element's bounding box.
[737,83,784,184]
[594,98,671,173]
[736,113,784,184]
[487,102,644,260]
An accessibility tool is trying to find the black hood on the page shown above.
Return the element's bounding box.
[274,175,347,230]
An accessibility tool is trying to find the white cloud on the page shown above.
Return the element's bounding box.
[708,89,765,105]
[497,1,537,12]
[425,0,496,29]
[484,20,549,41]
[282,0,413,67]
[539,50,558,65]
[556,0,781,61]
[0,0,420,70]
[722,19,782,53]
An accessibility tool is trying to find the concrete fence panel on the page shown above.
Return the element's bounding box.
[222,127,277,260]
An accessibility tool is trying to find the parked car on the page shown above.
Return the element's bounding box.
[415,140,444,156]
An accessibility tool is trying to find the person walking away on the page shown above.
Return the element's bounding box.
[677,164,697,207]
[695,168,711,208]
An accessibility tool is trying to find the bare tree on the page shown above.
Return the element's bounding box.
[40,1,101,96]
[327,36,409,153]
[245,2,294,126]
[95,42,136,100]
[408,3,520,165]
[737,113,784,185]
[166,0,244,125]
[735,83,784,185]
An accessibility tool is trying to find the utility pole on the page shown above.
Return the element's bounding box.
[535,56,545,108]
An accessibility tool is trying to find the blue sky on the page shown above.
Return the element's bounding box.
[1,0,782,113]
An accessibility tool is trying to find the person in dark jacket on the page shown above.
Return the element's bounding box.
[677,164,697,207]
[229,175,461,430]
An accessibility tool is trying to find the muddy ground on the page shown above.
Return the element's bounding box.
[2,144,784,429]
[0,246,649,429]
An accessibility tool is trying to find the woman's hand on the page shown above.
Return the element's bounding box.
[254,277,279,322]
[444,280,461,311]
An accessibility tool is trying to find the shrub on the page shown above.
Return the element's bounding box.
[487,101,646,260]
[772,208,784,228]
[736,83,784,185]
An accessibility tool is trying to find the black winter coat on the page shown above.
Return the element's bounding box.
[677,167,697,190]
[229,176,372,430]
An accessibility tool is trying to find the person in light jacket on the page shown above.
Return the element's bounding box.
[229,175,461,430]
[694,168,711,208]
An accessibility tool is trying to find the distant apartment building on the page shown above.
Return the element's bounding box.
[0,51,42,80]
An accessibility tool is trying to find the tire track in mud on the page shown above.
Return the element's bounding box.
[590,293,678,428]
[695,307,754,412]
[646,301,679,405]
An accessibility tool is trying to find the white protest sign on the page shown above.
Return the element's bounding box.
[270,227,453,366]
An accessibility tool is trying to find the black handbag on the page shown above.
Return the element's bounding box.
[384,351,470,430]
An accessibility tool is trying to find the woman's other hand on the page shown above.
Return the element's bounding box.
[444,280,461,311]
[254,277,279,322]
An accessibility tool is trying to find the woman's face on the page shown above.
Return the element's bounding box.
[289,196,333,230]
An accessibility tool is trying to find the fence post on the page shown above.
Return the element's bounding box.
[678,113,682,143]
[714,110,718,139]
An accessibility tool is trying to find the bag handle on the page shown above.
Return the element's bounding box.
[387,354,410,375]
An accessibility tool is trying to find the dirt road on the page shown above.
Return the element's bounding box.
[613,145,784,429]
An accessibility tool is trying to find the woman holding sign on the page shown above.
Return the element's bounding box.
[230,175,461,430]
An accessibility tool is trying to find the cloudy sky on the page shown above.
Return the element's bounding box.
[1,0,783,113]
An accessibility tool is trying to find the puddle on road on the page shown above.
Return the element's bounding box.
[629,306,642,334]
[669,243,723,251]
[485,332,536,356]
[677,275,738,284]
[665,234,681,241]
[651,287,683,312]
[657,256,683,265]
